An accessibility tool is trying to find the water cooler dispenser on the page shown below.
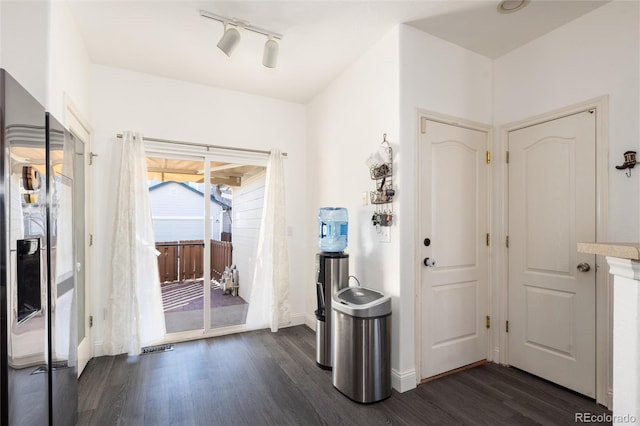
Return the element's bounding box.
[315,207,349,369]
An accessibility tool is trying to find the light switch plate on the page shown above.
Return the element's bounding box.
[361,191,369,206]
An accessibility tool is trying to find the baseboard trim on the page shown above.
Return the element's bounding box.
[93,340,104,357]
[392,368,417,393]
[286,313,307,327]
[93,313,309,357]
[304,313,316,331]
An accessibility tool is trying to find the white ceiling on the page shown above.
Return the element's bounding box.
[67,1,609,104]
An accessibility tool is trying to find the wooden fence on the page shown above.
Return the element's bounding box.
[156,240,233,282]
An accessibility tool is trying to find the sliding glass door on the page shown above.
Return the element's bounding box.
[146,151,265,337]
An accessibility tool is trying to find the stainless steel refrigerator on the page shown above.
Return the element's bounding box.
[0,69,77,425]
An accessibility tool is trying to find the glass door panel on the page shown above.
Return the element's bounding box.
[147,155,205,333]
[209,160,265,330]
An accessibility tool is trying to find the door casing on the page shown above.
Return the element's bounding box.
[64,95,93,377]
[498,96,610,407]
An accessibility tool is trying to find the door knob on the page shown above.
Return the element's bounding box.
[423,258,436,267]
[577,262,591,272]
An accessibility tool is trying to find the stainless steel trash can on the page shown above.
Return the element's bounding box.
[332,286,391,403]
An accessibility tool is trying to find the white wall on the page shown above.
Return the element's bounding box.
[307,24,493,392]
[0,1,91,123]
[307,27,403,382]
[394,5,638,390]
[397,25,493,389]
[48,1,92,122]
[0,1,50,106]
[493,0,639,405]
[232,172,266,302]
[494,0,640,242]
[90,65,306,353]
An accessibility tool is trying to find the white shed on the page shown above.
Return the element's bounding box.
[149,181,231,242]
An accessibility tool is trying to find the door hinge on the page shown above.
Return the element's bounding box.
[89,152,98,165]
[89,234,94,246]
[506,235,510,248]
[420,117,427,134]
[486,315,491,329]
[89,315,94,328]
[506,320,509,333]
[486,151,491,164]
[486,233,490,247]
[506,151,510,164]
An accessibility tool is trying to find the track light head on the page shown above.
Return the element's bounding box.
[217,26,241,57]
[262,37,279,68]
[201,10,283,66]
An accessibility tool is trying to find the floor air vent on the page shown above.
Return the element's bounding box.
[141,344,174,354]
[30,361,70,375]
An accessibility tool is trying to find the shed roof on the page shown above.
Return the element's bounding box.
[149,181,231,210]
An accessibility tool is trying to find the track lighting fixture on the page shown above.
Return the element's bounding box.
[200,10,283,68]
[262,37,279,68]
[217,25,241,57]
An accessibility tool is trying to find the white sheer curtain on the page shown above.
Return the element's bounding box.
[246,149,290,332]
[103,131,166,355]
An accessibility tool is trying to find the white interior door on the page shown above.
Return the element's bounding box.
[507,110,596,397]
[420,118,489,379]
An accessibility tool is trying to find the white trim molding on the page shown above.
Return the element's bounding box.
[304,313,316,331]
[604,256,640,421]
[63,93,92,139]
[287,312,307,327]
[606,256,640,280]
[392,368,417,393]
[64,93,95,377]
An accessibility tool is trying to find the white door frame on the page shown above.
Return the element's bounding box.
[498,96,610,407]
[63,94,94,377]
[414,109,494,383]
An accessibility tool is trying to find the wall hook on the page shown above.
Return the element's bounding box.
[615,150,638,178]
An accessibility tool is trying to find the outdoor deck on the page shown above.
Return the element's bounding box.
[160,279,248,333]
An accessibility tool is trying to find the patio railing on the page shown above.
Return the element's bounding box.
[156,240,233,282]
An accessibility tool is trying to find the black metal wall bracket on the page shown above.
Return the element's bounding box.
[615,150,638,177]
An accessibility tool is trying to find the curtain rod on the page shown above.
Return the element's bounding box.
[115,133,287,157]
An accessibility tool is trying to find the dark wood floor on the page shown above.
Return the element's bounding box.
[78,325,611,425]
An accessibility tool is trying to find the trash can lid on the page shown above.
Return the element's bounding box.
[332,287,391,318]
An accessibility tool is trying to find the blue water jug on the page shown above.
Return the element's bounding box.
[318,207,348,252]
